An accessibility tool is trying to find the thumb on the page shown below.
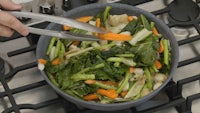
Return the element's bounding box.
[0,0,22,10]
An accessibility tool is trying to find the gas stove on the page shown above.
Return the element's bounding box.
[0,0,200,113]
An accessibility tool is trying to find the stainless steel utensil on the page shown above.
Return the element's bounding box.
[28,27,99,41]
[7,11,104,41]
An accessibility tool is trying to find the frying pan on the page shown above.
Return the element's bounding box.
[36,3,179,111]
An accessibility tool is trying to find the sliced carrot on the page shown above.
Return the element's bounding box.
[98,32,132,41]
[76,16,93,23]
[153,27,159,36]
[94,18,101,36]
[38,58,47,64]
[99,81,118,87]
[63,25,71,31]
[159,40,164,53]
[96,18,101,28]
[63,16,93,31]
[72,41,80,46]
[83,93,99,101]
[128,16,134,22]
[85,80,96,84]
[120,91,128,98]
[97,89,118,99]
[129,67,135,74]
[85,80,118,86]
[100,27,106,31]
[52,58,61,65]
[155,60,162,69]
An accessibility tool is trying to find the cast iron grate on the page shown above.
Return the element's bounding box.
[0,0,200,113]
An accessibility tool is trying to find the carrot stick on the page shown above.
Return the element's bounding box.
[98,32,132,41]
[128,16,134,22]
[63,25,71,31]
[129,67,135,74]
[94,18,101,36]
[97,89,118,99]
[76,16,93,23]
[99,81,118,87]
[96,18,101,28]
[38,58,47,64]
[120,91,128,98]
[85,80,96,84]
[72,41,80,46]
[153,27,159,36]
[155,60,162,69]
[52,58,61,65]
[63,16,93,31]
[83,93,99,101]
[159,40,164,53]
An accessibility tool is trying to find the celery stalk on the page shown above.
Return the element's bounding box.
[129,28,152,45]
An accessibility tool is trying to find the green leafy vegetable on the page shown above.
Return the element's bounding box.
[139,14,151,30]
[121,19,138,35]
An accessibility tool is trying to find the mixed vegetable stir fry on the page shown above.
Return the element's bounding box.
[38,6,171,103]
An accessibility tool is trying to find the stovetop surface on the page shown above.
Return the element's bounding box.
[0,0,200,113]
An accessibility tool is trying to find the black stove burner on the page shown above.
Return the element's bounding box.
[0,57,5,74]
[168,0,200,22]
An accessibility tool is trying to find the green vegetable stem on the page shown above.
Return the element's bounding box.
[144,68,152,90]
[65,47,94,59]
[163,39,169,66]
[94,81,117,90]
[58,42,65,59]
[107,57,136,66]
[46,37,56,55]
[140,14,151,31]
[54,39,62,58]
[103,6,112,25]
[77,63,104,74]
[47,72,60,87]
[117,70,130,93]
[115,53,135,58]
[71,74,95,81]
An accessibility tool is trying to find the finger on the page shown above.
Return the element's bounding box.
[0,11,29,36]
[0,24,14,37]
[0,0,22,10]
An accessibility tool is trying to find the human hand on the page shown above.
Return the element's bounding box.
[0,0,29,37]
